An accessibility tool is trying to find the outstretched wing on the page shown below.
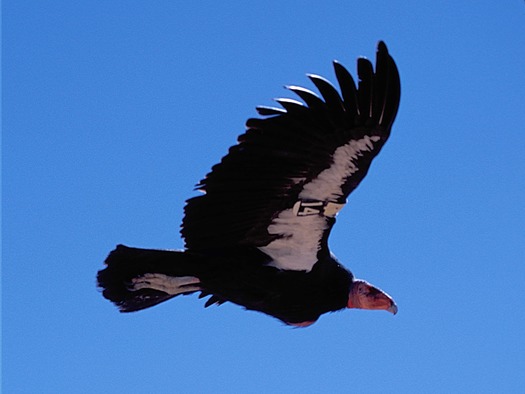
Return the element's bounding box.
[181,42,400,271]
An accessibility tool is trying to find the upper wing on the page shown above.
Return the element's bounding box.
[181,42,400,269]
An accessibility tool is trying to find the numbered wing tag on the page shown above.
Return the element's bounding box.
[292,200,345,218]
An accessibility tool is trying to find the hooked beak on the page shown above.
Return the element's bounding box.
[387,302,398,315]
[347,279,398,315]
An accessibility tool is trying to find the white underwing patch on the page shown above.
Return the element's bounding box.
[299,135,379,201]
[260,209,327,271]
[259,135,379,271]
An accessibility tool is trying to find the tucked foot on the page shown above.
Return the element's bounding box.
[129,273,201,295]
[286,320,317,328]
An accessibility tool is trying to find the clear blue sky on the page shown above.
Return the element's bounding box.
[4,1,525,393]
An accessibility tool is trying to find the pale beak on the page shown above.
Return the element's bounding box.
[387,301,398,315]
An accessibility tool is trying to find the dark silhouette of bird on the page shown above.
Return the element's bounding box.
[97,41,400,327]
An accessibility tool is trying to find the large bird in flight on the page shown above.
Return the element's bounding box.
[97,41,401,327]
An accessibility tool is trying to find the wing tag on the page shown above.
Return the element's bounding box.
[292,200,345,218]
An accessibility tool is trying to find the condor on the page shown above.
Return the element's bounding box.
[97,41,400,327]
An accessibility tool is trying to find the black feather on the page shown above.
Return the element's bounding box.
[333,60,359,118]
[357,57,374,120]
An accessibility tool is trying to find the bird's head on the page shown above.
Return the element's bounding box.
[347,279,397,314]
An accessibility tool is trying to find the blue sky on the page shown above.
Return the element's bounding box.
[3,1,525,393]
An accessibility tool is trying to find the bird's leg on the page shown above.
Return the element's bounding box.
[129,273,201,295]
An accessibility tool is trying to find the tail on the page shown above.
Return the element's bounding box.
[97,244,200,312]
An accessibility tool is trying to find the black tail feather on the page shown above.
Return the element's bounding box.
[97,244,199,312]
